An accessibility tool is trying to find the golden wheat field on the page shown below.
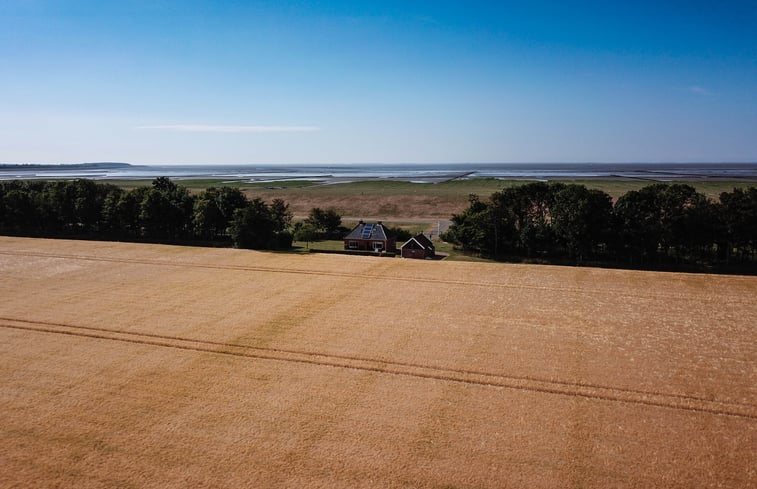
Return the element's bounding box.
[0,236,755,488]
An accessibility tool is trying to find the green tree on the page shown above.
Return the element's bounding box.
[305,207,341,237]
[293,222,319,249]
[612,187,663,264]
[228,198,277,249]
[442,194,495,255]
[114,186,148,238]
[270,198,293,232]
[681,194,719,262]
[1,182,37,232]
[611,184,720,265]
[193,187,248,240]
[384,225,412,242]
[656,184,716,261]
[100,186,125,235]
[551,185,612,262]
[71,179,103,232]
[139,178,195,240]
[719,187,757,261]
[511,183,560,255]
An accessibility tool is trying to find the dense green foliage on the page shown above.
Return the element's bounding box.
[3,177,756,271]
[384,225,413,241]
[303,207,343,238]
[0,178,292,250]
[442,182,757,271]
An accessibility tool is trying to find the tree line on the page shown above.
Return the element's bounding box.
[4,177,755,271]
[442,182,757,271]
[0,177,293,249]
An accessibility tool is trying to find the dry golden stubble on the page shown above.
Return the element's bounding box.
[0,236,755,488]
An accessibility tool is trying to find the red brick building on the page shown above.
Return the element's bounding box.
[400,233,435,259]
[343,221,397,252]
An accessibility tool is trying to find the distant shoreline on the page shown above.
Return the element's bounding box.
[0,162,132,170]
[2,162,757,183]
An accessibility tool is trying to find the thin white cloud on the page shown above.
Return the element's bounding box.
[688,85,715,96]
[135,124,320,133]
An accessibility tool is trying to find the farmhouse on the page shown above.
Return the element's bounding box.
[344,221,397,252]
[400,233,436,259]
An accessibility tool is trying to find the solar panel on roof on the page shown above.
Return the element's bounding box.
[361,223,374,239]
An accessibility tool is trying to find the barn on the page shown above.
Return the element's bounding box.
[343,221,397,252]
[400,233,435,259]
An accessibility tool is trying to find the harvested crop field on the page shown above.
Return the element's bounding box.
[1,236,755,488]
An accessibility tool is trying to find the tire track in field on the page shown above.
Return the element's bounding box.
[6,316,741,409]
[1,317,754,420]
[0,250,751,304]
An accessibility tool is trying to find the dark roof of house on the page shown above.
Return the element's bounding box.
[401,233,435,250]
[344,222,394,241]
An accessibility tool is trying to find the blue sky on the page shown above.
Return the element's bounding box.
[1,0,756,164]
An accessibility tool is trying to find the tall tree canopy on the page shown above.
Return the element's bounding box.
[443,182,755,271]
[304,207,342,238]
[0,177,293,250]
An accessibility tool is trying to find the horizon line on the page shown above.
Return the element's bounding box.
[3,161,757,167]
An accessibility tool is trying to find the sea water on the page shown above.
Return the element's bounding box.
[2,162,756,182]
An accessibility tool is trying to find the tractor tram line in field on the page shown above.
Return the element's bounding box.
[2,315,754,420]
[5,316,750,412]
[0,250,752,305]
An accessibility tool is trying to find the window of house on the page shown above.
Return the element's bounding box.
[373,241,384,250]
[348,241,358,249]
